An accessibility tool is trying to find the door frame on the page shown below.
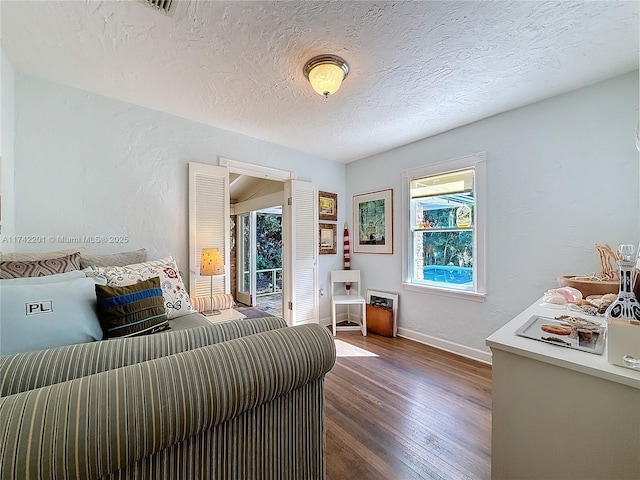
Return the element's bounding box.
[221,157,296,313]
[220,157,296,183]
[235,211,257,307]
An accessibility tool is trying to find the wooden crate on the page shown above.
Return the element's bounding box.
[366,304,394,337]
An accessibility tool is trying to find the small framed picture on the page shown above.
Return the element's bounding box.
[319,223,337,255]
[319,191,338,222]
[366,289,398,336]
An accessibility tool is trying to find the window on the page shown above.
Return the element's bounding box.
[402,152,486,300]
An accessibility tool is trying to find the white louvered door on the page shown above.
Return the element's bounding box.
[188,163,230,297]
[283,179,318,326]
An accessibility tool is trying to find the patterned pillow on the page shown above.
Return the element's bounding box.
[95,276,170,338]
[79,248,148,269]
[0,249,85,261]
[90,256,195,319]
[0,252,81,279]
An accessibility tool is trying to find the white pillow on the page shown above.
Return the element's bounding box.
[79,248,148,269]
[0,275,103,355]
[89,256,195,319]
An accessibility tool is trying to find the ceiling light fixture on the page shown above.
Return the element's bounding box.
[303,54,349,98]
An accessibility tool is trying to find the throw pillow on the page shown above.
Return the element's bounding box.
[95,276,169,339]
[191,293,235,313]
[90,256,195,319]
[0,275,103,355]
[1,248,85,261]
[0,252,81,279]
[79,248,148,269]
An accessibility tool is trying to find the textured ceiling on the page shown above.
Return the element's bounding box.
[1,1,638,163]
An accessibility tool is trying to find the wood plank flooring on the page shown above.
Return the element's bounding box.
[324,331,492,480]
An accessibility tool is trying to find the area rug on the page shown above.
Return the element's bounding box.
[334,339,378,358]
[236,307,273,319]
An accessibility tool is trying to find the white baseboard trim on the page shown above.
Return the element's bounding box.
[321,316,492,365]
[319,313,359,328]
[397,327,492,365]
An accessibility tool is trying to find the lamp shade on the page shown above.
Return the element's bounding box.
[303,54,349,98]
[200,248,224,276]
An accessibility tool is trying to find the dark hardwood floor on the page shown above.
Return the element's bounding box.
[324,331,492,480]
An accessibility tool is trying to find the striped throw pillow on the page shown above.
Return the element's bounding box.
[191,293,235,313]
[95,276,169,338]
[89,256,195,319]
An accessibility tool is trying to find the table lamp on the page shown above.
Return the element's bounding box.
[200,248,224,315]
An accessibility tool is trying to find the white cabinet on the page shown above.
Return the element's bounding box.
[487,301,640,480]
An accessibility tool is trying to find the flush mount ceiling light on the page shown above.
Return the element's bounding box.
[303,54,349,98]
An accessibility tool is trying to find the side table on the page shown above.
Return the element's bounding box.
[205,308,246,323]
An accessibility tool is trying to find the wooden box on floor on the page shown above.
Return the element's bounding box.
[366,304,394,337]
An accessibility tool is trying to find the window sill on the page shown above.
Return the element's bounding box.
[402,282,486,302]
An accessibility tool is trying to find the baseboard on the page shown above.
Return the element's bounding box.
[321,316,491,364]
[320,313,359,328]
[397,327,492,365]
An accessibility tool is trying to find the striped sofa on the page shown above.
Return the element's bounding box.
[0,316,336,480]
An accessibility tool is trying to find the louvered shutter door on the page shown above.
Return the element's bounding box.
[188,163,230,297]
[283,179,318,326]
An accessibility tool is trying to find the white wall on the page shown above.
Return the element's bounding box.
[0,50,16,240]
[12,74,347,320]
[347,71,640,358]
[11,70,639,357]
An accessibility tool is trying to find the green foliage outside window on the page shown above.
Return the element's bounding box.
[256,213,282,270]
[421,207,473,268]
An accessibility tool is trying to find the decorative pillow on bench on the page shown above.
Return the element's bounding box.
[0,272,103,355]
[95,276,170,338]
[0,248,85,261]
[80,248,147,269]
[0,252,81,279]
[89,256,195,320]
[191,294,235,313]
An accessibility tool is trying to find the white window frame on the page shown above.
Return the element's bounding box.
[401,152,486,301]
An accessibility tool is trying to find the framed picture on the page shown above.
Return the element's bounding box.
[352,188,393,254]
[319,223,337,255]
[366,289,398,337]
[319,191,338,221]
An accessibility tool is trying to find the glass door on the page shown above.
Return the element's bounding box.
[236,212,257,306]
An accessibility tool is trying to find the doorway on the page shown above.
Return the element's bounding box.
[219,157,319,326]
[236,208,283,316]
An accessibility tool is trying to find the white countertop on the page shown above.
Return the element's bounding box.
[486,299,640,389]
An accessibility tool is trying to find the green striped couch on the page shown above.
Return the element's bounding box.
[0,316,336,479]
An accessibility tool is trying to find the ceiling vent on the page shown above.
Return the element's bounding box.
[143,0,173,15]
